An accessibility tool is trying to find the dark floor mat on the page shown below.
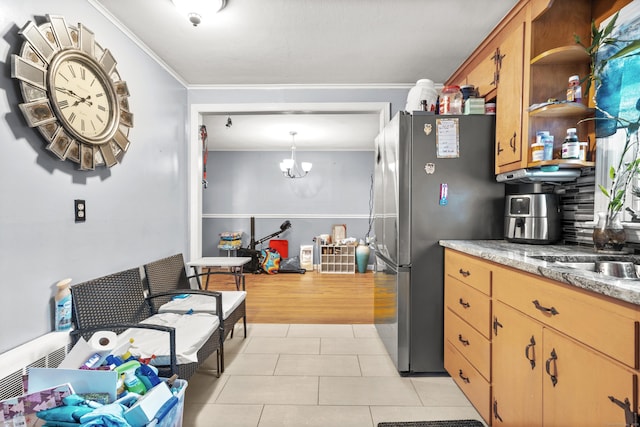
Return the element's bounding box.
[378,421,484,427]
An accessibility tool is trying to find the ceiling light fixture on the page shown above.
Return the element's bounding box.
[280,131,312,179]
[172,0,226,27]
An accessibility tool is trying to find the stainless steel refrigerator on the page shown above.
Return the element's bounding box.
[373,111,504,374]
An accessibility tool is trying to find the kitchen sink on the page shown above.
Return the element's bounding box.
[528,254,640,279]
[528,254,639,263]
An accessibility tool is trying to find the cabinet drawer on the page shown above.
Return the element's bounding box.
[445,308,491,381]
[493,264,639,368]
[445,339,491,423]
[445,250,492,295]
[445,277,492,339]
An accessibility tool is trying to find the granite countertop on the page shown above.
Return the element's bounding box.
[439,239,640,306]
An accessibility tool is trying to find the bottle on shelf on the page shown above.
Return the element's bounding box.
[566,75,582,103]
[562,128,580,159]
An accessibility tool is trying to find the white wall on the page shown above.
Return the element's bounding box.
[0,1,412,354]
[0,1,189,353]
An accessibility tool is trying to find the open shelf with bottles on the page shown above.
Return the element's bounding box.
[526,0,596,168]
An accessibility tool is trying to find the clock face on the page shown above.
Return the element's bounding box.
[11,15,133,170]
[50,52,118,143]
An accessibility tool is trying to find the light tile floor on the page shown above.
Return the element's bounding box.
[183,324,486,427]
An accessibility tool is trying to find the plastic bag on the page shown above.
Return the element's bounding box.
[279,256,301,271]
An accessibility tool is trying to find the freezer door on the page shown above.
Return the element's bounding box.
[373,252,410,372]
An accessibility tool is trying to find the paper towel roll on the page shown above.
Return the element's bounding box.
[89,330,118,353]
[59,330,119,369]
[87,331,118,367]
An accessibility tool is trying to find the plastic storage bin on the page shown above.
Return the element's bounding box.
[149,379,187,427]
[405,79,438,112]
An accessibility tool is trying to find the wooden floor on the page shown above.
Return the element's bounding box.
[207,269,374,324]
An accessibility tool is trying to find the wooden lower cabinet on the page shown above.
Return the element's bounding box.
[492,301,542,426]
[444,249,640,426]
[445,339,492,422]
[492,301,637,426]
[541,328,636,427]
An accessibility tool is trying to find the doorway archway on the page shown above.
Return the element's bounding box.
[187,102,390,259]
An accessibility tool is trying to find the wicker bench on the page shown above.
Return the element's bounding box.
[70,267,223,380]
[143,253,247,373]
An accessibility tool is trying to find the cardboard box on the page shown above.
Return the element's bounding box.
[28,368,118,402]
[1,383,73,427]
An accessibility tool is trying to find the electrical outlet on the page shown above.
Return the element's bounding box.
[74,199,86,222]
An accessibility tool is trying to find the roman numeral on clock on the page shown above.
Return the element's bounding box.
[59,100,69,109]
[68,112,76,124]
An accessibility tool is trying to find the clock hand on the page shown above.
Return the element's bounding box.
[55,87,84,101]
[71,95,93,108]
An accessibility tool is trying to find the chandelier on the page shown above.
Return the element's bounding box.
[279,131,312,179]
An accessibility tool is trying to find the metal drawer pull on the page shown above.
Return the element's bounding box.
[458,369,470,383]
[459,298,470,309]
[524,335,536,369]
[545,348,558,387]
[532,299,559,316]
[458,268,470,277]
[458,334,470,346]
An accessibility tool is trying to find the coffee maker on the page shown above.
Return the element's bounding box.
[504,184,561,244]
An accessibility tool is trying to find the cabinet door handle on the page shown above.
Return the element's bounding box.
[509,132,517,152]
[493,316,503,336]
[545,348,558,387]
[458,334,470,346]
[458,298,470,309]
[493,399,504,423]
[458,369,470,383]
[458,268,470,277]
[524,335,536,369]
[497,141,504,155]
[532,299,559,316]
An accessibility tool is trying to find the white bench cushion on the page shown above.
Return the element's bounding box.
[158,291,246,320]
[118,312,219,366]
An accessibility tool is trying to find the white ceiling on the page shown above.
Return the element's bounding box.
[92,0,518,150]
[202,110,382,151]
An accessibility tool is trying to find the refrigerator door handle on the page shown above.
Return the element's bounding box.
[375,251,411,269]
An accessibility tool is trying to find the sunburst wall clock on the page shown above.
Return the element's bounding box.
[11,15,133,170]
